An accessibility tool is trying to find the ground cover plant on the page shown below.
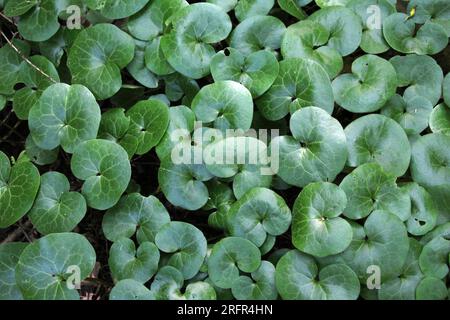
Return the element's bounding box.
[0,0,450,300]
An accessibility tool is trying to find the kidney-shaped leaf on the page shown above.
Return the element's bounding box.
[256,58,334,121]
[231,260,277,300]
[208,237,261,289]
[16,233,96,300]
[271,107,347,187]
[344,114,411,177]
[68,24,135,100]
[275,250,360,300]
[29,83,101,154]
[332,55,397,113]
[109,238,160,283]
[292,182,352,258]
[419,236,450,279]
[155,221,207,280]
[0,152,40,228]
[29,171,86,235]
[70,139,131,210]
[227,188,292,247]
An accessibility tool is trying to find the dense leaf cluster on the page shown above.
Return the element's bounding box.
[0,0,450,300]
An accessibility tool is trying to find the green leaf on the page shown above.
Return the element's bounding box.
[70,139,131,210]
[163,73,200,104]
[410,133,450,190]
[231,260,277,300]
[234,0,275,22]
[29,83,101,153]
[227,188,291,247]
[340,163,411,220]
[102,193,170,243]
[332,55,397,113]
[151,266,216,300]
[207,0,237,12]
[430,103,450,136]
[4,0,39,16]
[320,210,410,283]
[275,250,360,300]
[98,108,139,158]
[344,114,411,177]
[419,236,450,279]
[0,151,40,228]
[402,183,438,236]
[408,0,450,37]
[0,242,28,300]
[381,94,434,136]
[161,3,232,79]
[210,48,279,98]
[68,24,135,100]
[308,6,362,56]
[256,58,334,121]
[271,107,347,187]
[109,238,160,283]
[315,0,350,6]
[125,100,170,155]
[29,171,86,235]
[191,81,253,131]
[416,277,448,300]
[383,13,448,55]
[127,40,158,89]
[208,237,261,289]
[229,15,286,56]
[16,233,96,300]
[110,279,155,300]
[0,39,30,96]
[378,238,423,300]
[281,20,343,79]
[155,221,207,280]
[347,0,396,54]
[390,54,443,106]
[25,134,59,166]
[292,182,352,258]
[99,0,150,19]
[203,136,272,198]
[277,0,309,19]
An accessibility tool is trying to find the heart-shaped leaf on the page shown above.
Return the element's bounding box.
[208,237,261,289]
[319,210,410,283]
[68,24,135,100]
[419,236,450,279]
[70,139,131,210]
[0,242,28,300]
[109,238,160,283]
[390,54,443,106]
[29,83,101,153]
[344,114,411,177]
[231,260,277,300]
[0,151,40,228]
[234,0,275,22]
[160,3,232,79]
[408,0,450,37]
[191,81,253,131]
[275,250,360,300]
[102,193,170,243]
[229,15,286,56]
[256,58,334,121]
[125,100,170,155]
[25,135,59,166]
[381,94,434,136]
[430,103,450,136]
[383,13,448,55]
[347,0,396,54]
[281,20,343,79]
[155,222,207,280]
[28,171,86,235]
[332,55,397,113]
[340,163,411,220]
[227,188,291,247]
[271,107,347,187]
[210,48,279,98]
[110,279,155,300]
[292,182,352,258]
[16,233,96,300]
[309,6,362,56]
